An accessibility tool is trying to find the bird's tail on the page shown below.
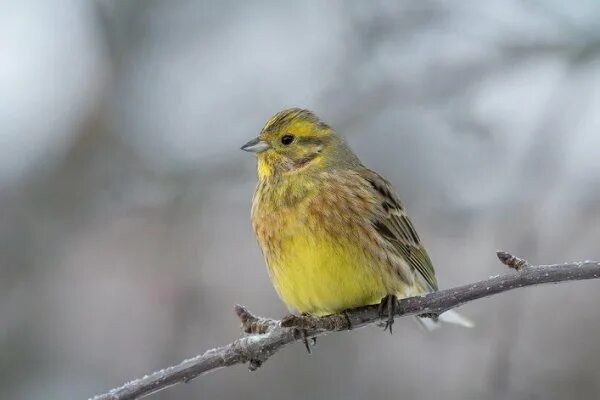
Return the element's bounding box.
[416,310,474,331]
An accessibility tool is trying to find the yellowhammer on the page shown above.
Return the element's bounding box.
[242,108,471,334]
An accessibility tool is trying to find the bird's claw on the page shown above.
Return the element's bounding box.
[378,294,398,334]
[283,314,317,353]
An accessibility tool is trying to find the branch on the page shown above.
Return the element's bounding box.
[91,252,600,400]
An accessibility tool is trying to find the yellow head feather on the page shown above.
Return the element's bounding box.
[255,108,358,179]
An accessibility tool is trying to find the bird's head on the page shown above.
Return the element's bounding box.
[241,108,359,179]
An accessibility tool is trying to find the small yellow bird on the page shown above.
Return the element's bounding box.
[242,108,471,332]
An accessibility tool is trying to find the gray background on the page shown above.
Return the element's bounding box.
[2,1,600,399]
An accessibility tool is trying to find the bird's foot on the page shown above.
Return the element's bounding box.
[295,328,317,354]
[378,294,398,334]
[281,314,317,354]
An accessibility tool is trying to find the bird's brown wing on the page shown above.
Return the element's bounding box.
[360,169,438,292]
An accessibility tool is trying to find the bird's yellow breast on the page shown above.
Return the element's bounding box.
[269,225,388,316]
[252,174,394,316]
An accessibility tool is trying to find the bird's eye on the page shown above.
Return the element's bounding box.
[281,134,294,145]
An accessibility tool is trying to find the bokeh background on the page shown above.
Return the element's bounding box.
[2,1,600,399]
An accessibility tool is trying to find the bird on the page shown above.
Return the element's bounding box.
[241,108,472,339]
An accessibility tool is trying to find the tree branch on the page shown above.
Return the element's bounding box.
[90,252,600,400]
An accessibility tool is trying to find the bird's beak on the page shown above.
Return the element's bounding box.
[241,137,270,153]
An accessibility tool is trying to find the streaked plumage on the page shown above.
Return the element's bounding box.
[242,108,470,328]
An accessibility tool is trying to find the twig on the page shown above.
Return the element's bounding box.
[91,252,600,400]
[496,250,529,271]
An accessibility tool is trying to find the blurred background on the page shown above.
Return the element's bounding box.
[2,1,600,399]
